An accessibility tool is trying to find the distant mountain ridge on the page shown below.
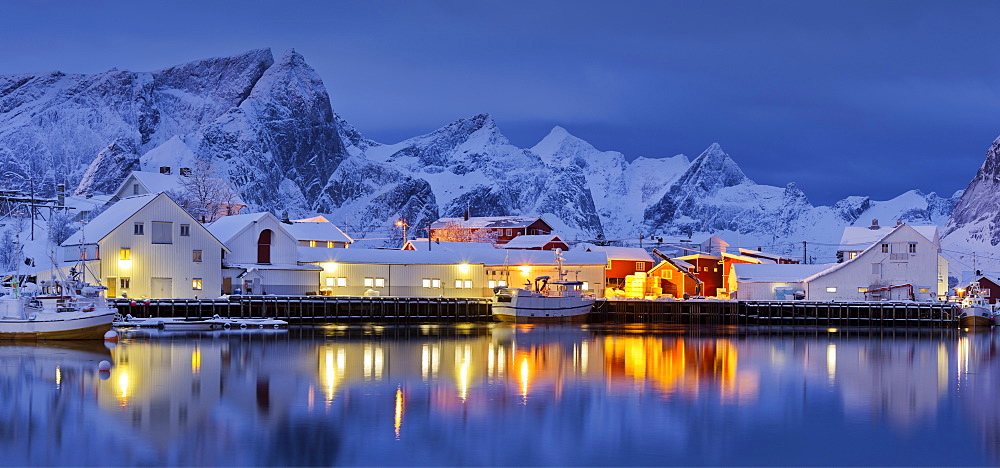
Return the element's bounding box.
[0,48,962,254]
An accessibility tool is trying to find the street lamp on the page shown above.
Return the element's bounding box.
[396,219,408,245]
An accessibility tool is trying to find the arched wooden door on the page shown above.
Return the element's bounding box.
[257,229,272,264]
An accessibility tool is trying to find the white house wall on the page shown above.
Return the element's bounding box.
[807,226,944,302]
[316,263,489,298]
[224,215,299,265]
[95,195,223,299]
[734,282,808,301]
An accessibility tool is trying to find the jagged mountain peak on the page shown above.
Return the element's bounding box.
[674,143,750,192]
[531,125,600,165]
[152,48,274,74]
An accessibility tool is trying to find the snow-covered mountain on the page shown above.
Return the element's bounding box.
[942,137,1000,271]
[0,48,963,254]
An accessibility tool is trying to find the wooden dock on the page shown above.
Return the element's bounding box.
[112,296,962,327]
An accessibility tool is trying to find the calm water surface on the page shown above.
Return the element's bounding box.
[1,324,997,466]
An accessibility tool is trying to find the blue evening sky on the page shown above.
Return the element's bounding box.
[2,0,998,205]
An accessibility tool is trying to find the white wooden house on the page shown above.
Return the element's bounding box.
[207,212,321,295]
[735,223,948,301]
[59,193,225,299]
[284,216,353,248]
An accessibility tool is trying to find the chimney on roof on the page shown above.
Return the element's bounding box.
[281,211,291,224]
[896,219,902,226]
[869,219,879,230]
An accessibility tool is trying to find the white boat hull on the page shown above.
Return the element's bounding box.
[492,294,594,323]
[0,309,116,340]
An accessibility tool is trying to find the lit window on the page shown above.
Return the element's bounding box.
[432,279,441,288]
[455,279,463,289]
[119,248,131,260]
[336,277,346,287]
[325,277,335,287]
[364,278,374,287]
[327,241,334,248]
[858,287,868,293]
[180,224,190,237]
[636,262,645,271]
[849,252,858,260]
[120,277,130,289]
[134,223,144,235]
[423,279,432,288]
[583,282,590,290]
[192,250,203,262]
[488,280,496,288]
[662,270,673,279]
[498,280,507,287]
[826,287,837,293]
[374,278,385,288]
[192,278,203,290]
[309,240,317,247]
[919,288,930,293]
[464,280,472,289]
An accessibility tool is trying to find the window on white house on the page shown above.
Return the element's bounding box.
[826,287,837,293]
[364,278,373,287]
[327,241,334,248]
[432,279,441,288]
[119,248,131,260]
[134,223,144,235]
[336,277,346,287]
[132,184,140,195]
[325,277,335,287]
[309,240,317,247]
[464,280,472,289]
[919,288,930,293]
[423,279,432,288]
[151,221,172,244]
[488,280,496,288]
[498,280,507,287]
[582,282,590,290]
[858,287,868,293]
[192,250,202,262]
[120,277,130,289]
[849,252,858,260]
[881,243,889,253]
[374,278,385,288]
[180,224,190,237]
[192,278,203,290]
[872,263,881,275]
[159,166,171,175]
[909,243,917,253]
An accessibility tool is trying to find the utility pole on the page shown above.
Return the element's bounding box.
[29,178,34,241]
[802,241,808,264]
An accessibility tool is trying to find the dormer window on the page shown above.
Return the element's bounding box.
[132,184,140,195]
[159,166,171,175]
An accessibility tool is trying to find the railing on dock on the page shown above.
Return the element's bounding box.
[591,299,958,328]
[111,295,493,324]
[111,296,961,328]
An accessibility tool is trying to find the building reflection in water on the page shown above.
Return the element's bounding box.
[9,326,1000,465]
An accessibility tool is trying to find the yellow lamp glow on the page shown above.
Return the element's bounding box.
[519,265,530,275]
[458,263,470,274]
[322,262,337,273]
[118,259,132,270]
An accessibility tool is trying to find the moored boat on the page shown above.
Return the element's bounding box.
[491,250,595,323]
[0,274,116,340]
[958,281,994,329]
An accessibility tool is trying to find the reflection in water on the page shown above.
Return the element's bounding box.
[2,326,999,465]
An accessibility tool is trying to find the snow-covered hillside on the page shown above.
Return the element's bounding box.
[943,136,1000,272]
[0,48,963,256]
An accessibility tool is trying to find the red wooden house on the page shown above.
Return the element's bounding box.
[429,216,554,246]
[582,245,654,288]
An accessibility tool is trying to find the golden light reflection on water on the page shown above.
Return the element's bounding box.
[191,347,201,375]
[394,385,404,440]
[827,344,837,384]
[519,355,530,404]
[318,346,346,404]
[456,345,471,402]
[117,367,131,407]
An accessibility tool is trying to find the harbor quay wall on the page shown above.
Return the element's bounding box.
[111,297,961,327]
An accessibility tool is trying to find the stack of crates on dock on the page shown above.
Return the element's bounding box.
[622,272,662,299]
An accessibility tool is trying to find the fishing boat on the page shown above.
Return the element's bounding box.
[958,281,994,329]
[492,250,595,323]
[0,270,116,340]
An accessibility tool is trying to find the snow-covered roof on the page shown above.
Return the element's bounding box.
[63,194,113,214]
[581,245,654,262]
[298,247,607,267]
[734,263,834,283]
[115,171,181,197]
[404,239,497,252]
[503,234,566,249]
[283,220,353,244]
[430,216,546,230]
[206,212,273,244]
[839,224,939,250]
[294,215,330,223]
[62,193,159,245]
[806,223,911,282]
[721,252,763,264]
